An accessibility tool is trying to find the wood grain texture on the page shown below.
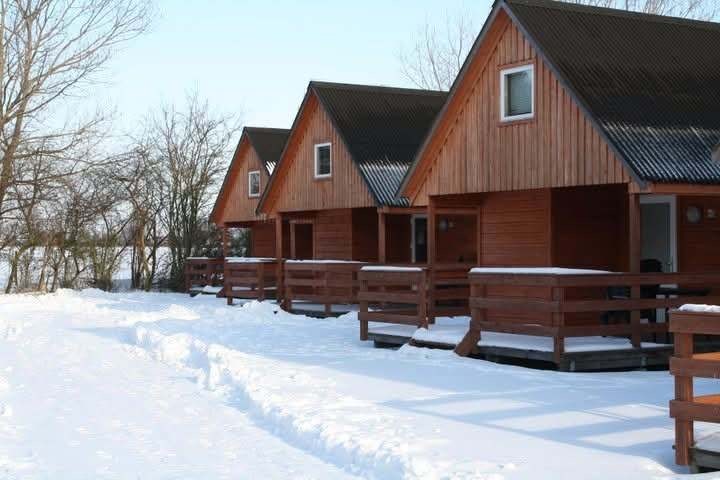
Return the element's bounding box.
[214,137,271,224]
[407,12,630,205]
[261,93,376,214]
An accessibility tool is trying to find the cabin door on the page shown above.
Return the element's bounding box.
[411,215,428,263]
[640,195,677,273]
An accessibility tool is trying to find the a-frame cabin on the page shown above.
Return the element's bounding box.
[210,127,290,257]
[257,81,447,263]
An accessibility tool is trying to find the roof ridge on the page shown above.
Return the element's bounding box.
[309,80,447,96]
[244,126,291,134]
[504,0,720,31]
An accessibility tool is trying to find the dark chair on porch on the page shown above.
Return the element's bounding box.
[603,258,663,326]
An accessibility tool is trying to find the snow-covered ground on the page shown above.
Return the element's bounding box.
[1,290,718,479]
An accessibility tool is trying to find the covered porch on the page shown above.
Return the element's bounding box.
[361,182,720,370]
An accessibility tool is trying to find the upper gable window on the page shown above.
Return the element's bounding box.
[500,64,534,122]
[314,143,332,178]
[248,170,261,197]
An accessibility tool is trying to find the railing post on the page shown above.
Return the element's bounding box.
[258,262,266,302]
[674,328,695,465]
[323,266,332,317]
[359,273,369,341]
[455,277,483,357]
[631,283,642,348]
[552,286,565,366]
[284,262,293,312]
[226,262,233,305]
[418,269,428,329]
[427,267,436,325]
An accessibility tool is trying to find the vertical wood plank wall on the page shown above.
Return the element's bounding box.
[385,215,412,263]
[352,208,379,262]
[215,139,270,224]
[411,13,630,206]
[678,196,720,273]
[314,209,353,260]
[251,222,277,257]
[264,94,375,213]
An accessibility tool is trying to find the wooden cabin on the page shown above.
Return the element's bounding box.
[210,127,290,257]
[362,0,720,366]
[256,81,447,263]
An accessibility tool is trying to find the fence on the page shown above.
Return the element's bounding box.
[669,308,720,466]
[184,257,224,293]
[455,270,720,363]
[224,258,279,305]
[283,261,366,316]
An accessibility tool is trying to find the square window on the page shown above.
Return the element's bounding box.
[314,143,331,178]
[248,170,261,197]
[501,64,534,121]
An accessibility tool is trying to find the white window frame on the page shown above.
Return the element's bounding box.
[500,64,535,122]
[248,170,261,197]
[314,142,332,179]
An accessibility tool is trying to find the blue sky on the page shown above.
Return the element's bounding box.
[94,0,494,135]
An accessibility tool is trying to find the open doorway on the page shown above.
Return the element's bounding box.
[640,195,677,273]
[411,215,428,263]
[292,223,314,260]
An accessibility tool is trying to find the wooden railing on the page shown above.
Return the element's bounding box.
[357,263,472,340]
[428,263,473,320]
[670,309,720,466]
[184,257,224,293]
[455,271,720,364]
[224,258,279,305]
[358,267,428,341]
[284,261,366,316]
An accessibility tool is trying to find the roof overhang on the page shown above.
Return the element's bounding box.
[209,131,251,225]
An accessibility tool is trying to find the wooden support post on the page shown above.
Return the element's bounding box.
[629,193,642,273]
[418,269,428,330]
[630,285,642,348]
[428,197,437,266]
[275,215,285,306]
[378,210,386,264]
[455,281,484,356]
[290,223,297,260]
[674,330,694,465]
[552,287,565,365]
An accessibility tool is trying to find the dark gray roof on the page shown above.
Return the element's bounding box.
[311,82,447,206]
[504,0,720,185]
[245,127,290,174]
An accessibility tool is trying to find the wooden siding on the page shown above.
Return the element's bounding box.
[385,215,412,263]
[251,222,276,257]
[262,93,376,214]
[352,208,379,262]
[437,215,477,264]
[314,209,353,260]
[215,138,270,224]
[481,189,552,266]
[552,185,628,271]
[678,196,720,273]
[409,11,630,206]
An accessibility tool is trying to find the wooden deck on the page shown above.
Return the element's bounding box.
[366,322,675,372]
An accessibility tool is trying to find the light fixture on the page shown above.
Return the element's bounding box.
[686,205,702,224]
[438,218,449,232]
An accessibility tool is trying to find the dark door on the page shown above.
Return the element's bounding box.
[294,223,314,260]
[413,217,427,263]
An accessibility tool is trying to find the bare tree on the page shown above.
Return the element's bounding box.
[0,0,151,234]
[398,12,475,91]
[399,1,717,90]
[147,93,239,290]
